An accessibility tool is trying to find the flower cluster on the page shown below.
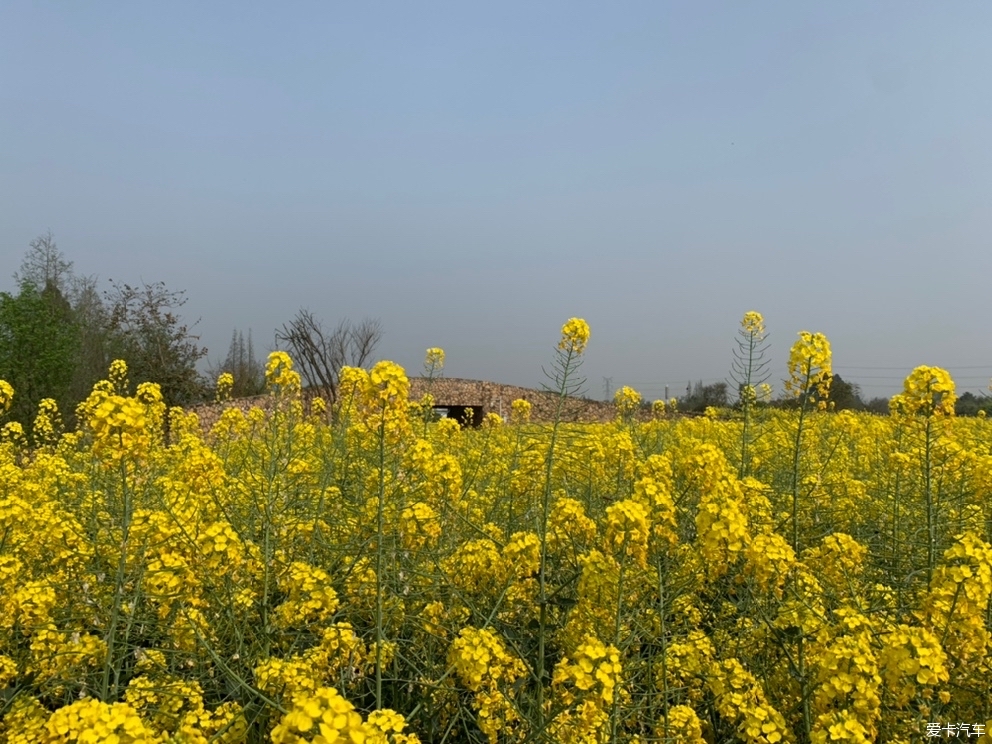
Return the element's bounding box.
[741,311,765,336]
[271,686,419,744]
[0,379,13,414]
[510,398,531,424]
[550,637,623,743]
[744,533,796,598]
[44,698,159,743]
[923,531,992,665]
[88,390,149,457]
[613,385,642,421]
[215,371,234,402]
[424,347,445,373]
[558,317,590,355]
[811,611,881,742]
[604,498,650,568]
[784,331,832,404]
[688,445,750,578]
[889,365,956,417]
[448,627,526,743]
[708,658,791,744]
[266,350,302,395]
[32,398,62,447]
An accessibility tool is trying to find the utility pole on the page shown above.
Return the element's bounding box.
[603,376,613,401]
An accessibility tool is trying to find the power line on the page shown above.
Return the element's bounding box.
[835,374,992,381]
[835,364,992,371]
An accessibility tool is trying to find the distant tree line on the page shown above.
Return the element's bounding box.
[675,373,990,416]
[0,234,383,435]
[678,380,731,412]
[954,391,992,417]
[0,233,210,429]
[676,375,890,414]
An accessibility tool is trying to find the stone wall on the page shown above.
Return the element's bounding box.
[409,377,617,423]
[191,377,623,430]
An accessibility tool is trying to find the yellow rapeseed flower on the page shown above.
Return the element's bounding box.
[785,331,832,404]
[741,311,765,336]
[0,380,13,414]
[559,317,591,355]
[424,347,445,371]
[889,365,956,417]
[613,386,642,420]
[215,372,234,402]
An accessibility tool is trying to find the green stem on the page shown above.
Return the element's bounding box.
[609,553,627,743]
[790,370,810,556]
[789,366,812,742]
[375,406,387,710]
[924,413,935,584]
[739,333,756,479]
[657,555,669,732]
[101,450,132,702]
[536,346,575,736]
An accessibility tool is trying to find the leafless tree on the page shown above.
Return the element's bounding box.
[209,329,266,398]
[275,310,382,403]
[16,230,74,293]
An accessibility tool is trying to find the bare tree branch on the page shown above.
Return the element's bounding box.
[275,310,382,403]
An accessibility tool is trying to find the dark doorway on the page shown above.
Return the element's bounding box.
[433,405,484,428]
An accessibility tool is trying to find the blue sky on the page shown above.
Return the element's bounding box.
[3,2,992,400]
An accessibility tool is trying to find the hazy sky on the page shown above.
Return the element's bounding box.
[4,2,992,401]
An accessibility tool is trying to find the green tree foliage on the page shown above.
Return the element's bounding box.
[679,380,729,412]
[955,391,992,417]
[0,235,210,428]
[104,280,209,406]
[14,233,114,409]
[66,275,112,405]
[0,279,79,426]
[863,396,890,414]
[824,373,865,411]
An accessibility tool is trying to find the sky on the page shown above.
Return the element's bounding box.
[3,1,992,401]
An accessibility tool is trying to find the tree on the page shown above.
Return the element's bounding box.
[824,373,865,411]
[15,230,74,294]
[66,274,113,406]
[783,373,867,412]
[211,329,266,398]
[680,380,729,412]
[863,397,890,414]
[955,391,992,417]
[275,311,382,403]
[1,234,209,426]
[0,279,79,427]
[13,233,114,411]
[104,280,209,406]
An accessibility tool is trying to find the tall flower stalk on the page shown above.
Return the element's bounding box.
[889,366,956,584]
[783,330,831,742]
[730,311,770,479]
[419,347,444,436]
[784,331,832,555]
[535,318,589,735]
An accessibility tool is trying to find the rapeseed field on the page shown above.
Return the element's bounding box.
[0,316,989,743]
